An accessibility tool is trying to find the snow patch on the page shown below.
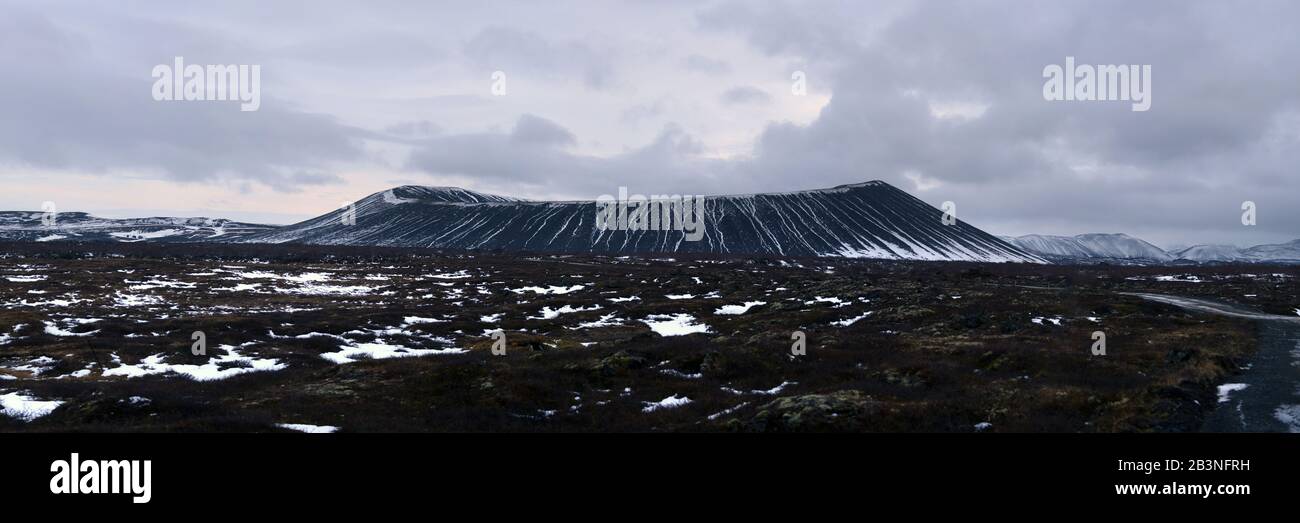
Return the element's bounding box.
[113,293,166,307]
[0,391,64,421]
[1217,383,1249,403]
[641,314,711,336]
[1216,385,1248,403]
[110,229,187,241]
[320,341,465,364]
[642,395,692,413]
[43,319,101,337]
[574,313,624,329]
[714,301,767,315]
[403,316,447,325]
[5,275,46,283]
[527,304,600,320]
[831,311,873,327]
[510,285,584,295]
[804,296,849,308]
[1274,405,1300,433]
[382,189,415,204]
[277,423,340,433]
[102,344,285,381]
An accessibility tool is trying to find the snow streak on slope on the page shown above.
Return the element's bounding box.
[242,182,1046,263]
[245,186,521,245]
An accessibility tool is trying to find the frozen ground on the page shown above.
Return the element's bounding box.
[0,242,1296,432]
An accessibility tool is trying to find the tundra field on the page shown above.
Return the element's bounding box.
[1,242,1296,433]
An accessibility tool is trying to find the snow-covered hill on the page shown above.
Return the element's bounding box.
[238,182,1047,263]
[1158,240,1300,263]
[1004,233,1172,261]
[0,212,274,243]
[1241,239,1300,263]
[1006,233,1300,264]
[1170,244,1249,262]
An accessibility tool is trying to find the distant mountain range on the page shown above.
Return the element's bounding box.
[1001,233,1300,264]
[3,182,1294,265]
[1000,233,1171,261]
[0,212,273,243]
[238,182,1046,262]
[1171,240,1300,263]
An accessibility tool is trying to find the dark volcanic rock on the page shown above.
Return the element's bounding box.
[742,390,883,432]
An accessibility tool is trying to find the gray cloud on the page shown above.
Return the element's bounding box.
[0,2,367,190]
[400,0,1300,246]
[462,26,616,89]
[408,122,726,197]
[620,98,671,124]
[720,86,772,105]
[384,120,442,138]
[276,30,447,69]
[695,0,887,60]
[511,114,577,147]
[681,54,731,74]
[694,0,1300,246]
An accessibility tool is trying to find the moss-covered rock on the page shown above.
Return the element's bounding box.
[743,390,881,432]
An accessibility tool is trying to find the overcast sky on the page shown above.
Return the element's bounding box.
[2,0,1297,248]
